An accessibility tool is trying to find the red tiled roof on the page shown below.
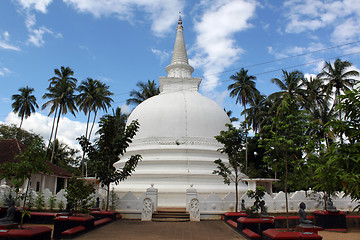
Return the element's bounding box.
[0,139,72,178]
[0,139,25,164]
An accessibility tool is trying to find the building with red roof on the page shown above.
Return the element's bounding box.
[0,139,72,193]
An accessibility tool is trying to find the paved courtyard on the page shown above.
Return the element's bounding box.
[73,220,360,240]
[75,220,245,240]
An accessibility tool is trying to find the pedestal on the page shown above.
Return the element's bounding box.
[0,223,18,229]
[237,217,274,234]
[313,210,347,230]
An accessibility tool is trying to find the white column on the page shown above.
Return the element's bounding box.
[54,177,58,194]
[186,184,200,221]
[41,175,45,191]
[145,184,158,211]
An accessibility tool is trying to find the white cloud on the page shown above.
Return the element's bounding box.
[283,0,360,44]
[17,0,53,13]
[0,67,11,77]
[63,0,185,36]
[0,32,20,51]
[4,112,97,151]
[119,104,131,115]
[151,48,170,64]
[191,0,257,92]
[13,1,62,47]
[27,26,62,47]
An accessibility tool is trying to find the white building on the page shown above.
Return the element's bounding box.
[113,17,248,207]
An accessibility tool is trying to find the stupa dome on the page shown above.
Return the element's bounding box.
[127,90,230,143]
[113,16,248,207]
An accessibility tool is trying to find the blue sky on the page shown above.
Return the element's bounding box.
[0,0,359,150]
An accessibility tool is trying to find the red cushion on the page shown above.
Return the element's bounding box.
[226,219,237,228]
[62,226,86,236]
[242,228,261,239]
[94,218,111,227]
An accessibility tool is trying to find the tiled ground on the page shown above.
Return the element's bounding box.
[75,220,245,240]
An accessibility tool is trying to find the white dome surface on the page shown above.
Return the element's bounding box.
[128,91,230,141]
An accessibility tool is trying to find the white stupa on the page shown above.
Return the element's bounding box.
[113,17,248,207]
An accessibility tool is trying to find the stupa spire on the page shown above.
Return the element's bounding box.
[165,15,194,78]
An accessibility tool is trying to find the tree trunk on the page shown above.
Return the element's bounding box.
[19,117,24,129]
[20,178,31,228]
[243,104,248,175]
[106,183,110,211]
[81,112,92,177]
[88,110,98,142]
[235,169,239,212]
[45,107,58,159]
[50,106,62,163]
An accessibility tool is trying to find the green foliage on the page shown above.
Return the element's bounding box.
[11,86,39,128]
[246,186,266,216]
[35,191,45,211]
[48,195,56,211]
[26,190,34,210]
[65,175,94,213]
[58,200,65,211]
[126,80,159,106]
[110,188,118,211]
[46,139,80,172]
[78,107,142,210]
[213,123,246,212]
[313,87,360,201]
[0,124,43,148]
[0,138,49,210]
[20,209,31,228]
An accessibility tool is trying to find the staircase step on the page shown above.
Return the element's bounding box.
[152,217,190,222]
[152,208,190,222]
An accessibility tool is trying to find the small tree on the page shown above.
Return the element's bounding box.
[78,107,142,211]
[35,191,45,211]
[0,138,49,227]
[65,175,94,213]
[213,123,246,212]
[260,96,313,229]
[48,195,57,211]
[246,186,266,216]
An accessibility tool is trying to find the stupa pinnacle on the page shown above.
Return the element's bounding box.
[165,15,194,78]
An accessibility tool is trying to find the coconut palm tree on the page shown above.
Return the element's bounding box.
[269,70,306,113]
[224,108,239,122]
[300,76,326,112]
[77,78,114,141]
[228,68,259,174]
[126,80,159,106]
[318,58,359,113]
[318,59,359,143]
[42,66,78,163]
[243,94,267,134]
[11,86,39,128]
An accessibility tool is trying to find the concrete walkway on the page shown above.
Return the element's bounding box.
[75,220,245,240]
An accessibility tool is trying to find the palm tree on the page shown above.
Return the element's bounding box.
[318,59,359,143]
[77,78,114,141]
[228,68,259,174]
[42,66,78,163]
[318,58,359,113]
[11,86,39,128]
[243,94,267,134]
[224,108,239,122]
[269,70,306,110]
[300,76,326,112]
[126,80,159,106]
[77,78,113,176]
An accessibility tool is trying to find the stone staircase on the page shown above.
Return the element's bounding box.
[152,208,190,222]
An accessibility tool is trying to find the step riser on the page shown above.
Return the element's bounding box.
[152,209,190,222]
